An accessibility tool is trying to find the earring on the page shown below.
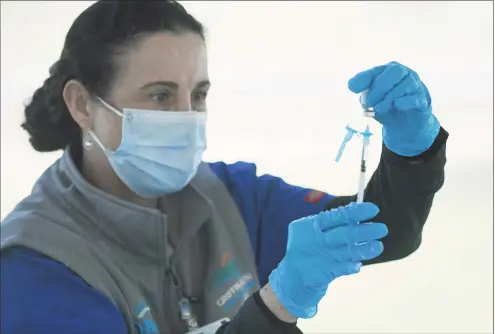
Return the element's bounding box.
[82,132,94,151]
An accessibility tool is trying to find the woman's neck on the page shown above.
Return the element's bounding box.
[79,149,158,209]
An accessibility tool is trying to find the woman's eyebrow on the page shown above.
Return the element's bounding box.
[139,80,210,90]
[140,81,178,90]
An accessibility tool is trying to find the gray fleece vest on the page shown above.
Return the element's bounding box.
[0,149,261,334]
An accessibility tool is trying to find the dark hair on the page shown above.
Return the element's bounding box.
[21,0,205,152]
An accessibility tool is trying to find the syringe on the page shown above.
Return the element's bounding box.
[356,90,374,203]
[335,90,374,203]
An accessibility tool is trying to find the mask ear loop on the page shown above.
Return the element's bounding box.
[96,96,124,117]
[85,97,125,152]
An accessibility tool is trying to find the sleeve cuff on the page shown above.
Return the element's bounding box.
[253,291,303,334]
[216,291,303,334]
[382,126,449,165]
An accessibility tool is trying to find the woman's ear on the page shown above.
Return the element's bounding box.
[63,79,94,131]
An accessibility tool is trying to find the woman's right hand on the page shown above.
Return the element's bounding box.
[268,202,388,319]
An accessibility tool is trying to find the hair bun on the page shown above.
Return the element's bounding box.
[22,62,81,152]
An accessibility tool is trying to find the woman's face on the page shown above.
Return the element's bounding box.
[92,31,209,151]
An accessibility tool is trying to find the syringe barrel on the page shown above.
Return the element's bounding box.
[357,171,366,203]
[357,136,369,204]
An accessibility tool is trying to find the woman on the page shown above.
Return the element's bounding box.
[0,1,448,334]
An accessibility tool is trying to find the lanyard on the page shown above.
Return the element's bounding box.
[179,297,199,330]
[166,268,199,331]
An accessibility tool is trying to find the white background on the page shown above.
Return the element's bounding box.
[1,1,493,333]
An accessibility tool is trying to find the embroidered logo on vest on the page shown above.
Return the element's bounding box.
[210,252,256,310]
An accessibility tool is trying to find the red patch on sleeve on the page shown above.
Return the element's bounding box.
[304,190,326,204]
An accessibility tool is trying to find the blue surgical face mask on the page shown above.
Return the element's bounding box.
[88,97,207,198]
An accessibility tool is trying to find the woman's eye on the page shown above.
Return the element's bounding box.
[151,92,170,103]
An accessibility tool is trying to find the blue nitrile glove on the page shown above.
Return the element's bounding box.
[348,61,441,157]
[268,202,388,319]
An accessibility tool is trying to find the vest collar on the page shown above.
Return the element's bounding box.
[57,147,212,261]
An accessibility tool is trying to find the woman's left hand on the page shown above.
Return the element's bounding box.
[348,61,440,157]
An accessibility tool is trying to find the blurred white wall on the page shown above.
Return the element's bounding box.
[1,1,493,333]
